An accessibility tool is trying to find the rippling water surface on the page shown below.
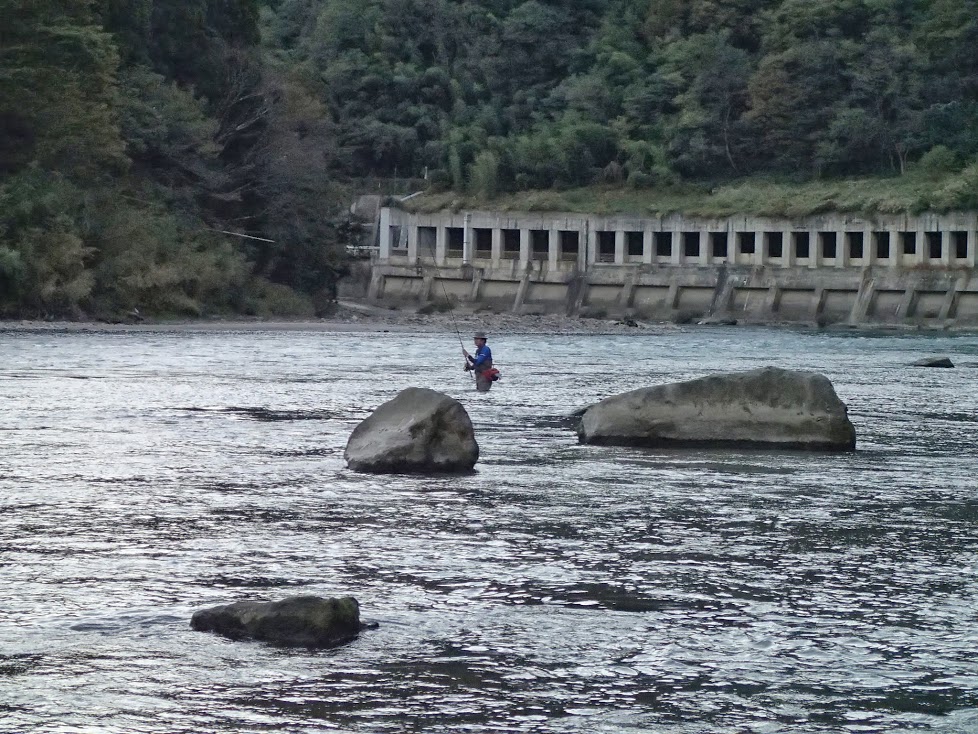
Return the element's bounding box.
[2,325,978,733]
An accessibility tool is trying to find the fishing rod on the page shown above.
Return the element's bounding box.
[419,234,474,379]
[443,283,466,351]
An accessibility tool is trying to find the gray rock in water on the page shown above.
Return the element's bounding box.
[190,595,365,648]
[578,366,856,451]
[911,356,954,368]
[345,387,478,473]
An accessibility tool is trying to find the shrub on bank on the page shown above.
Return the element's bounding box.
[244,281,317,319]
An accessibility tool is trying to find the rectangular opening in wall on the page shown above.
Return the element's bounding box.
[901,232,916,256]
[846,232,864,260]
[655,232,673,258]
[597,231,616,263]
[711,232,728,259]
[926,231,942,260]
[765,232,783,259]
[953,231,968,259]
[390,225,406,250]
[502,229,520,259]
[560,231,579,261]
[683,232,700,258]
[474,228,492,258]
[417,226,436,257]
[627,231,644,259]
[820,232,837,260]
[793,232,810,259]
[874,231,890,259]
[737,232,755,256]
[531,229,549,261]
[447,227,464,257]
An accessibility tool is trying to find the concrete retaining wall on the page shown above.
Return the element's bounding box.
[366,207,978,326]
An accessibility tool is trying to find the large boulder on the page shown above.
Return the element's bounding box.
[190,595,367,648]
[911,356,954,368]
[578,367,856,451]
[345,387,479,473]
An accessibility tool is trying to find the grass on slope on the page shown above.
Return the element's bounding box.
[404,166,978,218]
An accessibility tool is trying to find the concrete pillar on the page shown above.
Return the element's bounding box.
[849,270,875,324]
[490,228,502,268]
[897,287,917,319]
[519,229,530,267]
[808,229,821,269]
[941,230,952,267]
[407,222,419,265]
[642,225,654,265]
[570,274,589,314]
[514,272,531,311]
[782,230,794,268]
[378,208,392,261]
[367,271,385,301]
[615,230,626,266]
[836,230,847,268]
[548,227,560,271]
[666,283,681,309]
[586,220,597,267]
[618,269,638,310]
[419,273,434,302]
[763,285,782,313]
[698,231,709,266]
[435,226,447,265]
[727,232,738,265]
[812,288,828,318]
[672,230,684,266]
[938,277,960,320]
[754,231,765,267]
[578,226,589,271]
[462,213,473,265]
[915,224,927,266]
[889,227,902,269]
[968,230,977,267]
[863,226,875,267]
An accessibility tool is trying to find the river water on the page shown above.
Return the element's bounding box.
[1,325,977,733]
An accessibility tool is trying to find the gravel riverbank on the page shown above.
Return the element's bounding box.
[3,300,965,335]
[0,301,682,336]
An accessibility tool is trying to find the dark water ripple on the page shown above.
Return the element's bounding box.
[1,327,978,732]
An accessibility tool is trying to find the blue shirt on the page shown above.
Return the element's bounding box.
[470,344,492,371]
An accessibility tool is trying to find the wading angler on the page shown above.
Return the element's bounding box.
[463,331,499,392]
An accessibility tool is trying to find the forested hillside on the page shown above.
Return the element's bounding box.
[267,0,978,192]
[0,0,349,319]
[3,0,978,319]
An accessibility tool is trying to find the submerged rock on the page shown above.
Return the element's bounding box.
[578,366,856,451]
[911,356,954,368]
[345,387,478,473]
[190,595,367,648]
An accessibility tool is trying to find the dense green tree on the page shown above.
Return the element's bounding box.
[0,0,346,320]
[100,0,261,99]
[659,32,751,175]
[0,0,126,176]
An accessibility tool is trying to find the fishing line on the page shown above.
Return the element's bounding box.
[419,233,473,378]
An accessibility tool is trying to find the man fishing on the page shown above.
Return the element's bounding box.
[463,331,498,392]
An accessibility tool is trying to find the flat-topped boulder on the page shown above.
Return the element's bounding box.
[578,367,856,451]
[911,356,954,368]
[190,595,366,648]
[345,387,478,473]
